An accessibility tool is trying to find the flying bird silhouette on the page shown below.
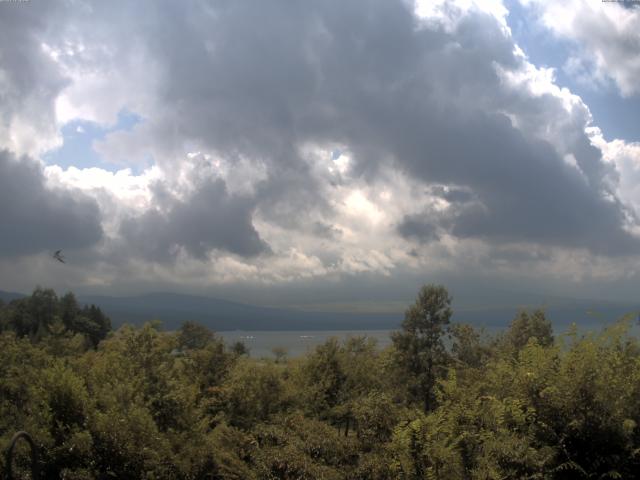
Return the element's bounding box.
[53,250,66,264]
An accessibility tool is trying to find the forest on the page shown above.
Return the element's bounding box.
[1,285,640,479]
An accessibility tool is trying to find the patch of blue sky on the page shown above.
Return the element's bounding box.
[577,91,640,142]
[43,109,144,172]
[505,0,640,143]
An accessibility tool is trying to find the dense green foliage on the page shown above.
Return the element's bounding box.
[0,287,111,348]
[2,285,640,479]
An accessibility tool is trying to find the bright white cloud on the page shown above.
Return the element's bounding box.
[590,128,640,219]
[414,0,509,30]
[520,0,640,97]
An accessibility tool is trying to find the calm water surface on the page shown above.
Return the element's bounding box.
[218,315,637,359]
[219,330,393,358]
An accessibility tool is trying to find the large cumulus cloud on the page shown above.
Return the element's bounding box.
[90,0,638,254]
[1,0,640,298]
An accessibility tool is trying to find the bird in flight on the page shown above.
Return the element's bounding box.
[53,250,66,264]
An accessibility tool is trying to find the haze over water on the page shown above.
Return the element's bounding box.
[220,330,393,358]
[218,314,637,358]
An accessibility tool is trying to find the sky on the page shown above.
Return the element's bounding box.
[0,0,639,309]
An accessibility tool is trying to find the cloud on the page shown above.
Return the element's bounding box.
[590,129,640,228]
[397,216,440,243]
[120,178,269,261]
[0,0,639,299]
[0,3,68,156]
[520,0,640,97]
[82,0,636,255]
[0,150,103,256]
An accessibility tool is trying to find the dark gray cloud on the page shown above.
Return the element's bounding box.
[397,215,440,243]
[0,150,103,256]
[120,178,269,261]
[401,109,639,255]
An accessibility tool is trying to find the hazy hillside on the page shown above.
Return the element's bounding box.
[77,292,401,331]
[2,289,637,332]
[0,290,25,303]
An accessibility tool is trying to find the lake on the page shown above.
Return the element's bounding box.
[217,313,638,358]
[219,329,394,358]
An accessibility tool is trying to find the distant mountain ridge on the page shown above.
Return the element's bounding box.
[0,290,26,303]
[77,292,401,331]
[1,289,637,332]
